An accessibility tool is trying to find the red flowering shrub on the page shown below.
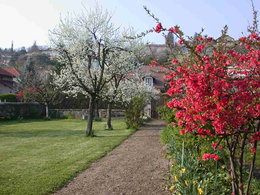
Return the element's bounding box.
[16,88,36,102]
[152,22,259,195]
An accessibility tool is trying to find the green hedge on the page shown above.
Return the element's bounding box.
[0,103,45,120]
[0,94,17,102]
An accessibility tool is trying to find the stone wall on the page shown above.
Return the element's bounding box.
[50,109,125,119]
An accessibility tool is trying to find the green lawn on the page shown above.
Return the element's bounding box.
[0,119,135,195]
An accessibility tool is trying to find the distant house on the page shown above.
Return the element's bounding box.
[0,68,20,94]
[139,65,168,118]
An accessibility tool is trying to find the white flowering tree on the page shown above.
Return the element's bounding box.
[50,7,130,136]
[102,35,145,129]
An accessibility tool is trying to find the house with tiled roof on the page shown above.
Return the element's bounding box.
[0,68,20,94]
[139,65,169,118]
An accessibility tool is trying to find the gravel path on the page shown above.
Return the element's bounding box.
[54,120,170,195]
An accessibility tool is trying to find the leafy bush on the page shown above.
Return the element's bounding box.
[63,113,74,119]
[125,96,146,129]
[157,105,176,123]
[94,117,102,122]
[0,94,17,102]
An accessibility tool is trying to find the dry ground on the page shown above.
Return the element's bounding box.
[54,120,170,195]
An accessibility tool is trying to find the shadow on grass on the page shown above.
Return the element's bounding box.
[0,119,67,126]
[0,130,131,138]
[0,129,84,138]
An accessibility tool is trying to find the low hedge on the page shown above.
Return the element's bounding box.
[0,102,45,120]
[0,94,17,102]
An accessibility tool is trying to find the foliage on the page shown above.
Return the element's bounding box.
[0,119,135,195]
[145,5,260,194]
[0,94,17,102]
[166,134,231,195]
[17,61,61,118]
[157,105,176,123]
[125,96,146,129]
[94,117,102,122]
[63,113,75,119]
[0,103,44,120]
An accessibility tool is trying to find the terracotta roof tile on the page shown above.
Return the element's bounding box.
[0,68,13,77]
[3,68,20,77]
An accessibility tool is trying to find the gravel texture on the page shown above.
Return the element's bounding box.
[54,120,170,195]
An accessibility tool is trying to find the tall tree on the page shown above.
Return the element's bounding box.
[50,6,131,136]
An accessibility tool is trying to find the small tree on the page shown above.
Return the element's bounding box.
[102,41,144,129]
[17,59,59,118]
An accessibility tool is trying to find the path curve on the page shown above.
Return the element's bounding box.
[54,120,170,195]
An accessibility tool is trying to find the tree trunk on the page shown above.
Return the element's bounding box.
[95,100,100,118]
[86,96,95,136]
[106,102,113,130]
[45,102,49,118]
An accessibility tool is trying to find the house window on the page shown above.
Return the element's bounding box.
[144,77,153,86]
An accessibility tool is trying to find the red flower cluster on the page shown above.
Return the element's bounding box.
[171,58,179,64]
[155,23,163,33]
[202,153,220,161]
[195,44,206,53]
[168,27,179,33]
[16,88,36,102]
[197,36,203,41]
[178,39,183,44]
[250,146,256,153]
[166,33,260,145]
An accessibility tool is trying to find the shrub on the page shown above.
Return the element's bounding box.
[157,105,176,123]
[125,96,146,129]
[63,113,74,119]
[146,6,260,193]
[0,94,17,102]
[94,117,102,122]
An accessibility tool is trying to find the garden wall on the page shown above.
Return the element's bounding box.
[50,109,125,119]
[0,102,45,120]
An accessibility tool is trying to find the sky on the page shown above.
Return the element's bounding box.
[0,0,259,49]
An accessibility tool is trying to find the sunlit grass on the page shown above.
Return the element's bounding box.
[0,119,135,195]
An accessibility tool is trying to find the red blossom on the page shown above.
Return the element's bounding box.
[198,36,203,41]
[250,146,256,153]
[207,37,213,42]
[250,132,260,142]
[211,143,218,149]
[155,23,163,33]
[151,60,159,65]
[239,37,247,41]
[195,44,206,53]
[249,32,258,39]
[168,27,179,33]
[171,58,179,64]
[179,129,185,135]
[202,153,220,161]
[178,39,184,44]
